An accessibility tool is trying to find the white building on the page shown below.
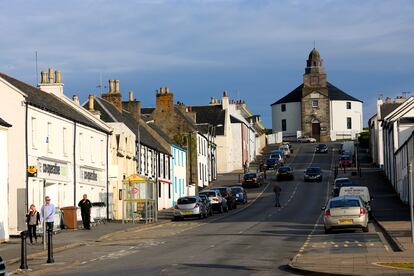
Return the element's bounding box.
[0,118,11,242]
[197,132,209,188]
[271,48,363,142]
[0,70,111,234]
[171,145,187,203]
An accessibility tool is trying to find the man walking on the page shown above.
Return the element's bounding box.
[40,196,56,231]
[78,194,92,230]
[273,183,282,207]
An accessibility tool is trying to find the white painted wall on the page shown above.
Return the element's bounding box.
[271,102,301,137]
[172,145,187,205]
[330,100,363,139]
[231,124,243,170]
[0,79,27,235]
[197,133,209,188]
[0,126,9,241]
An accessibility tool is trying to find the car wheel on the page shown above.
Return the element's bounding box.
[324,227,331,234]
[362,226,369,232]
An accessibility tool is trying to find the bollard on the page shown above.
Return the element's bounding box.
[20,231,28,270]
[46,228,54,263]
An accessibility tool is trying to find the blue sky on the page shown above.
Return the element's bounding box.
[1,0,413,127]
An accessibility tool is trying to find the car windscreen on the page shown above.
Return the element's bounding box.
[177,197,197,204]
[200,192,217,197]
[330,199,360,208]
[244,173,256,179]
[306,168,320,173]
[231,187,243,193]
[278,167,290,172]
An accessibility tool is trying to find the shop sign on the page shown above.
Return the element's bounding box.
[27,165,37,177]
[81,167,100,182]
[37,159,68,178]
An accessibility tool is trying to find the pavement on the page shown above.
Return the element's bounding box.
[289,146,414,275]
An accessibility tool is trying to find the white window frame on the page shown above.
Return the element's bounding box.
[47,122,53,153]
[31,117,37,149]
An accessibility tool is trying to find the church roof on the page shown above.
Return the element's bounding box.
[270,82,362,106]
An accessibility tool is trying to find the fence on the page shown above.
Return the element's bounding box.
[394,131,414,204]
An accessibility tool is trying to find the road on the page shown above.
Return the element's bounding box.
[29,143,388,276]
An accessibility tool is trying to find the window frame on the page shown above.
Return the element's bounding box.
[346,102,351,109]
[312,100,319,108]
[281,104,286,112]
[281,119,287,131]
[347,117,352,129]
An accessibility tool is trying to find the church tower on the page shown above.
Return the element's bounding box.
[301,48,330,142]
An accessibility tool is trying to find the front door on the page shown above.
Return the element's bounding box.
[312,122,321,141]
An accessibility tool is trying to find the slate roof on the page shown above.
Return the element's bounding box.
[380,103,402,120]
[230,115,243,124]
[147,122,175,145]
[0,72,109,133]
[88,97,170,155]
[0,117,11,127]
[190,105,225,135]
[141,108,155,115]
[271,82,362,106]
[400,117,414,124]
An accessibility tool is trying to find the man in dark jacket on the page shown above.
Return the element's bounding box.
[273,184,282,207]
[78,194,92,230]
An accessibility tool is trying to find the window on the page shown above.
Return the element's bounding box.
[63,128,68,156]
[100,139,105,165]
[281,119,287,131]
[168,184,171,199]
[47,122,53,153]
[281,104,286,112]
[31,117,37,148]
[312,100,319,108]
[199,163,202,180]
[346,102,351,109]
[79,133,84,160]
[158,182,161,198]
[174,177,177,193]
[347,117,352,129]
[90,136,94,163]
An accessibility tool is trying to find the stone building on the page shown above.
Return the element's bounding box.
[271,48,363,141]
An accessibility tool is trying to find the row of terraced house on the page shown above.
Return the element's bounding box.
[0,69,266,241]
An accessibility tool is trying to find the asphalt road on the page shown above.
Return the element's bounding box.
[31,143,386,276]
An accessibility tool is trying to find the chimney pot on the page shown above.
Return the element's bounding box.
[129,91,134,102]
[88,95,94,111]
[115,80,120,93]
[223,90,228,97]
[73,95,79,105]
[109,80,115,93]
[165,87,170,94]
[160,87,164,94]
[40,71,47,84]
[48,68,54,84]
[55,70,62,84]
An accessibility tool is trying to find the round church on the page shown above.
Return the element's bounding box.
[271,48,363,142]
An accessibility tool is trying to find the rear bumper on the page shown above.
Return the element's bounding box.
[324,216,368,229]
[174,208,202,217]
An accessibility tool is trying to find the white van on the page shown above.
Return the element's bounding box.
[339,186,372,216]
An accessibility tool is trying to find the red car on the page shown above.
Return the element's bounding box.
[339,155,352,167]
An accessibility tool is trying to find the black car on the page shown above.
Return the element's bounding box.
[276,166,294,181]
[211,187,237,210]
[229,185,248,204]
[315,144,328,153]
[242,172,263,188]
[332,178,358,196]
[304,167,322,182]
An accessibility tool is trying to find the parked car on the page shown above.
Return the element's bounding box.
[199,190,228,213]
[173,196,208,220]
[276,166,294,181]
[339,154,352,167]
[315,144,328,153]
[242,172,264,188]
[304,167,322,182]
[210,187,237,210]
[266,158,279,170]
[282,142,293,153]
[279,146,291,158]
[339,186,373,218]
[297,136,317,143]
[332,177,356,196]
[198,194,213,216]
[322,196,369,233]
[229,185,248,204]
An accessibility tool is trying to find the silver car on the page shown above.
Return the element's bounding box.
[199,190,228,213]
[173,196,208,220]
[323,196,369,233]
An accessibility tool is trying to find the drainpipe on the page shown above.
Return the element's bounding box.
[73,122,77,206]
[25,102,29,220]
[106,133,109,220]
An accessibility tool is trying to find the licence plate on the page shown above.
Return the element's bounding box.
[181,211,192,215]
[338,219,353,224]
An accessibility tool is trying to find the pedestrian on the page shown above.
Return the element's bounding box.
[26,204,40,244]
[78,194,92,230]
[273,183,282,207]
[259,160,264,172]
[40,196,56,232]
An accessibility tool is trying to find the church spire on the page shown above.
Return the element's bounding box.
[305,48,324,74]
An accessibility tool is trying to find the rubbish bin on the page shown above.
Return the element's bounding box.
[61,206,78,229]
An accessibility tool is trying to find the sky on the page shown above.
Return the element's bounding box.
[1,0,414,128]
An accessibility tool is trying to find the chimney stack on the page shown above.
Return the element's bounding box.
[48,68,54,84]
[385,97,392,104]
[115,80,120,93]
[88,95,94,111]
[55,70,62,84]
[40,71,47,84]
[129,91,134,102]
[109,80,115,93]
[73,95,79,105]
[165,87,170,94]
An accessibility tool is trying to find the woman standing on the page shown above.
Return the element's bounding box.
[26,204,40,244]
